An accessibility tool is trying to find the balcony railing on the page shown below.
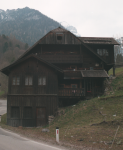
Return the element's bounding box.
[58,88,85,97]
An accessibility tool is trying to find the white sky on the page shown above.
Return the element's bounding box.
[1,0,123,37]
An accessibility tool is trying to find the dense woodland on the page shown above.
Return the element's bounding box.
[0,34,28,96]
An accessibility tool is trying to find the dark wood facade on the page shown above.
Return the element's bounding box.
[1,27,119,127]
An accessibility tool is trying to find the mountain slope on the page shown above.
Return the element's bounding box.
[0,7,61,46]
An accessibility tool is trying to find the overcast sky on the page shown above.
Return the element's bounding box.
[1,0,123,37]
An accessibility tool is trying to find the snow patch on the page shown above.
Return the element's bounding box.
[25,15,40,20]
[1,14,4,20]
[0,9,4,13]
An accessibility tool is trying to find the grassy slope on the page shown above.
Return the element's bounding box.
[1,68,123,149]
[109,67,123,76]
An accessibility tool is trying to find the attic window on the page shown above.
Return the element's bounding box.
[57,35,62,40]
[56,33,63,41]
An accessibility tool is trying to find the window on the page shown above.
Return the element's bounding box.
[12,76,20,85]
[11,107,20,118]
[56,33,63,41]
[38,76,46,85]
[97,49,109,56]
[90,67,93,70]
[71,84,77,88]
[23,107,32,119]
[25,76,33,85]
[57,36,62,40]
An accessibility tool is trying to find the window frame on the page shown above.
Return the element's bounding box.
[12,76,20,85]
[38,76,46,86]
[25,75,33,86]
[97,49,109,56]
[56,33,63,41]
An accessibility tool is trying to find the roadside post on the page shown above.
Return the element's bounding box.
[56,127,59,143]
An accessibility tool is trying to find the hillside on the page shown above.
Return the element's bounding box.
[0,34,27,96]
[1,68,123,150]
[0,7,61,46]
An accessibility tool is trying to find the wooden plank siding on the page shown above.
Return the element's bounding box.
[7,95,58,127]
[1,27,117,127]
[7,57,59,127]
[39,31,81,45]
[8,57,58,95]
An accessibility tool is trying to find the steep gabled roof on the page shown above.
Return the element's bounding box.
[1,54,63,76]
[51,27,68,33]
[11,27,117,65]
[13,27,80,63]
[79,37,119,45]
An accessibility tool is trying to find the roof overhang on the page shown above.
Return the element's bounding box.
[63,70,109,79]
[1,54,63,76]
[81,70,109,78]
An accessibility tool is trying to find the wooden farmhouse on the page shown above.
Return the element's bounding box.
[1,27,119,127]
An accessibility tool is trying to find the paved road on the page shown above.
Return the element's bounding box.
[0,100,7,115]
[0,127,68,150]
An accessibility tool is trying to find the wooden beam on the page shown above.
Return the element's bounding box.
[113,65,115,76]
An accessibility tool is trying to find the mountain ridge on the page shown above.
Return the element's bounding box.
[0,7,61,46]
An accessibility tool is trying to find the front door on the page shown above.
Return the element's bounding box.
[36,107,46,126]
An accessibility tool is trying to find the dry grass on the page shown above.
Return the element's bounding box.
[108,67,123,76]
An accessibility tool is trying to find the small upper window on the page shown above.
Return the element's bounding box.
[12,76,20,85]
[56,33,63,41]
[97,49,108,56]
[25,76,33,85]
[57,36,62,40]
[38,76,46,85]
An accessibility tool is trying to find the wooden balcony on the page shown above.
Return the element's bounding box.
[58,88,85,97]
[40,55,83,63]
